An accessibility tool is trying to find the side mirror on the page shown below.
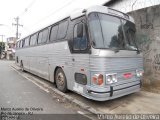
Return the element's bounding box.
[77,23,83,38]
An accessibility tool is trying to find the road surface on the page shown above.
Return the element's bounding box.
[0,60,90,120]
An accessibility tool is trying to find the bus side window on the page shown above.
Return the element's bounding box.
[30,33,37,46]
[38,28,48,44]
[73,22,87,50]
[50,25,58,42]
[41,28,49,43]
[22,39,25,48]
[18,42,19,48]
[16,42,19,48]
[57,20,68,40]
[24,37,30,47]
[38,31,43,44]
[19,41,21,48]
[30,34,37,46]
[20,40,23,48]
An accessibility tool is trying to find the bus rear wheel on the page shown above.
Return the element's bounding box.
[55,68,68,93]
[20,61,25,72]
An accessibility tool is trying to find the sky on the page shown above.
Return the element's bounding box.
[0,0,108,42]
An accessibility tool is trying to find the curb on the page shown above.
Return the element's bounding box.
[11,64,104,115]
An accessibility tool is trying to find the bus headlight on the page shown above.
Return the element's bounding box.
[92,74,104,86]
[106,73,117,84]
[136,70,144,77]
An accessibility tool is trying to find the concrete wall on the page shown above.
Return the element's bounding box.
[128,5,160,92]
[104,0,160,13]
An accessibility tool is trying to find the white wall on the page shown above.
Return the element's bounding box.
[108,0,160,13]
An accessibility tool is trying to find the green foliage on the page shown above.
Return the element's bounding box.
[0,42,5,52]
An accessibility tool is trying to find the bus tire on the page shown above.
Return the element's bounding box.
[55,68,68,93]
[20,61,25,72]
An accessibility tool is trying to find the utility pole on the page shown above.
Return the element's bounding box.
[12,16,23,39]
[0,35,5,42]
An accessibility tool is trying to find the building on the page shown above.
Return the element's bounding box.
[6,37,16,60]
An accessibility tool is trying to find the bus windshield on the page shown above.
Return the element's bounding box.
[88,13,138,51]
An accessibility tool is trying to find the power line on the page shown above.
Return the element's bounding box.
[14,0,36,39]
[16,0,75,37]
[33,0,75,26]
[132,0,138,11]
[19,0,37,17]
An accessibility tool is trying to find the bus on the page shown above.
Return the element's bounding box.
[15,5,143,101]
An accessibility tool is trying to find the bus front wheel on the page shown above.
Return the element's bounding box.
[55,68,68,93]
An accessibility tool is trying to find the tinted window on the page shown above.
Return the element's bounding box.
[19,40,23,48]
[99,14,124,49]
[88,13,138,51]
[24,37,30,47]
[123,20,137,50]
[89,13,124,49]
[88,13,103,48]
[73,23,87,50]
[30,33,37,46]
[38,28,48,44]
[41,28,48,43]
[19,41,21,48]
[57,20,68,39]
[50,25,58,41]
[22,39,25,48]
[38,31,43,44]
[16,42,19,48]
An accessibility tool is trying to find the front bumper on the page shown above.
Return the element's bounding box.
[84,80,141,101]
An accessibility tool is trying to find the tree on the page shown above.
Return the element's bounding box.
[0,42,5,53]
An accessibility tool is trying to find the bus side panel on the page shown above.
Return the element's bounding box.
[16,48,30,71]
[34,45,49,80]
[29,47,42,78]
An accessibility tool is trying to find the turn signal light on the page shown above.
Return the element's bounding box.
[98,74,103,85]
[92,76,97,84]
[92,74,104,86]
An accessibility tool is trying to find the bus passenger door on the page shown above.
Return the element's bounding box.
[71,20,90,93]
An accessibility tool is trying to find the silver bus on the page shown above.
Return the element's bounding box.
[15,6,143,101]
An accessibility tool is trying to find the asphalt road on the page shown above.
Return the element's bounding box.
[0,60,90,120]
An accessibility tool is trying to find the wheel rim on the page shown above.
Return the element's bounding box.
[56,72,64,87]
